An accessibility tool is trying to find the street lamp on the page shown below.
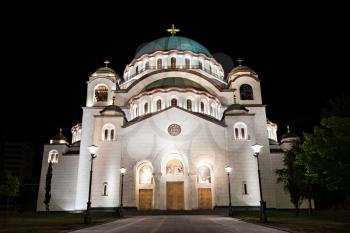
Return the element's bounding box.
[117,167,126,217]
[251,143,267,223]
[225,165,233,216]
[84,145,99,225]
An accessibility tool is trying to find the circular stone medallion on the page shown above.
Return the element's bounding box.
[168,124,181,136]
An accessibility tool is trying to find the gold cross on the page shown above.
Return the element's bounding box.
[236,57,244,66]
[167,24,180,36]
[104,59,110,67]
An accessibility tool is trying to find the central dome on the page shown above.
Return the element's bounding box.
[135,36,212,59]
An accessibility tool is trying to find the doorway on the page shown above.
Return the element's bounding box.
[198,188,212,209]
[166,182,184,210]
[139,189,153,210]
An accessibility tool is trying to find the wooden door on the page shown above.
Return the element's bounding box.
[166,182,184,210]
[139,189,153,210]
[198,188,212,209]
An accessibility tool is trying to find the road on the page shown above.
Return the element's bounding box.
[70,215,287,233]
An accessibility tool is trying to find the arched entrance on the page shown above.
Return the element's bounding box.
[136,161,154,210]
[196,164,214,209]
[165,159,185,210]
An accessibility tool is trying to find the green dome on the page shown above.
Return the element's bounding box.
[135,36,212,59]
[143,77,206,92]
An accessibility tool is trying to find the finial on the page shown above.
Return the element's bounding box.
[236,57,244,66]
[104,59,110,67]
[59,128,63,135]
[167,24,180,36]
[233,94,237,104]
[112,96,115,105]
[287,125,290,133]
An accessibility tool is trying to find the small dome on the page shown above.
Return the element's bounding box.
[100,97,127,121]
[90,60,120,82]
[142,77,206,92]
[94,66,117,75]
[50,129,69,145]
[224,103,248,112]
[229,65,257,75]
[135,36,212,59]
[100,104,124,115]
[281,125,298,139]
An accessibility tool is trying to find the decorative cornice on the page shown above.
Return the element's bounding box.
[127,87,220,105]
[125,50,224,74]
[122,106,226,128]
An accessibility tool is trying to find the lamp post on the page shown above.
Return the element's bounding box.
[117,167,126,217]
[84,145,99,225]
[251,144,267,223]
[225,165,233,216]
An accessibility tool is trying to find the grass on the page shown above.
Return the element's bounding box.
[234,209,350,233]
[0,212,116,233]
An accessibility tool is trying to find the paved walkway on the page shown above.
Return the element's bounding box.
[70,215,287,233]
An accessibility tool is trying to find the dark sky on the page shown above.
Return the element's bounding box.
[2,3,349,158]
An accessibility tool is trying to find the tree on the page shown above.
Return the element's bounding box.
[0,173,20,214]
[298,95,350,209]
[44,161,53,215]
[276,145,306,216]
[301,116,350,204]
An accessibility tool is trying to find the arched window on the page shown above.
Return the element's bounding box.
[210,103,216,117]
[200,102,205,113]
[186,99,192,111]
[171,57,176,69]
[242,181,248,195]
[103,182,108,196]
[171,98,177,106]
[102,123,116,141]
[156,99,162,111]
[104,129,108,141]
[197,165,211,184]
[144,102,148,114]
[135,66,139,75]
[48,150,59,163]
[157,59,162,69]
[185,58,190,69]
[198,61,203,69]
[139,164,153,184]
[240,84,254,100]
[166,159,184,175]
[94,85,108,102]
[145,62,150,70]
[110,129,115,141]
[234,122,248,140]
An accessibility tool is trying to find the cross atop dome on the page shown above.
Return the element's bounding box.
[167,24,180,36]
[104,59,110,67]
[236,57,244,66]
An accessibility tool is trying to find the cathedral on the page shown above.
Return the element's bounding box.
[37,26,303,211]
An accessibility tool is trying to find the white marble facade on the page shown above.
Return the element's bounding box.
[37,35,304,211]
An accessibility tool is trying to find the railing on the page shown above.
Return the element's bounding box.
[125,65,222,80]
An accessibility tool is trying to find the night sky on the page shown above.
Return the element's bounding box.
[2,3,349,163]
